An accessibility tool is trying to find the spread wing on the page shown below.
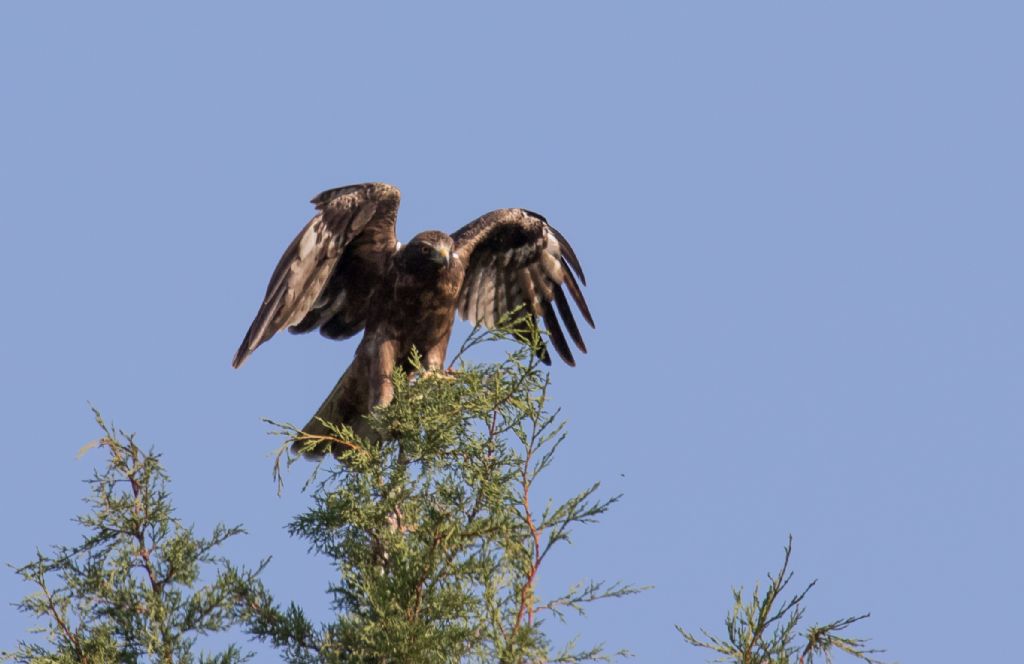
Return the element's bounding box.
[232,182,401,368]
[452,209,593,365]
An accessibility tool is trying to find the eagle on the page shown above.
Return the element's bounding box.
[232,182,592,454]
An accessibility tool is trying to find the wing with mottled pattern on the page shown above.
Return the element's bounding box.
[232,182,400,368]
[452,209,593,365]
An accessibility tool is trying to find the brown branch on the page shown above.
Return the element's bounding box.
[513,437,543,631]
[290,430,365,453]
[127,459,162,597]
[40,577,87,663]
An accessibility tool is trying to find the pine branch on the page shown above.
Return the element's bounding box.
[248,321,638,662]
[677,537,889,664]
[2,412,261,663]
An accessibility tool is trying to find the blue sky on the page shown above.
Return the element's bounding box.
[2,2,1021,661]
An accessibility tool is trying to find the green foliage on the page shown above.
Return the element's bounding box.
[236,321,641,663]
[2,411,262,664]
[3,320,888,664]
[676,537,887,664]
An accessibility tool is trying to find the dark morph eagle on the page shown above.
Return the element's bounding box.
[232,183,592,452]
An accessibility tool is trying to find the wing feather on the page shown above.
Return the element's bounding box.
[559,256,594,327]
[527,263,554,301]
[232,182,400,368]
[541,299,574,366]
[481,261,499,328]
[553,286,586,352]
[452,208,592,365]
[493,268,507,329]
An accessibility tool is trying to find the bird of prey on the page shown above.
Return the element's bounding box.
[232,182,592,453]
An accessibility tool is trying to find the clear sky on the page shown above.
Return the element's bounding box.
[2,2,1021,661]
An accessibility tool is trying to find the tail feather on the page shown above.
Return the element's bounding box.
[293,362,375,459]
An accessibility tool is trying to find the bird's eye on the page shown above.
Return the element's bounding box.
[420,245,430,253]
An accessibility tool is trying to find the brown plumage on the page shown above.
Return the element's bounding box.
[233,182,593,456]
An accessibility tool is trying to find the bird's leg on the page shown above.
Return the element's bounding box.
[371,339,398,408]
[419,344,456,381]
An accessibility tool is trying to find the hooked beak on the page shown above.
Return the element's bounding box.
[434,246,451,267]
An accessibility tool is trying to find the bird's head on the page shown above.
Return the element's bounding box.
[401,231,455,271]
